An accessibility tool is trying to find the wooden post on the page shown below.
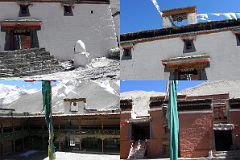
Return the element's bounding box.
[79,139,82,151]
[1,123,3,135]
[12,118,15,153]
[0,143,3,160]
[42,136,44,150]
[0,122,2,159]
[31,138,33,149]
[101,139,104,153]
[58,142,61,151]
[12,140,15,153]
[12,118,14,133]
[22,138,25,151]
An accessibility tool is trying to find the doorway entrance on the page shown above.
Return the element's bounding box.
[0,19,41,51]
[131,122,150,141]
[13,31,31,50]
[178,69,200,80]
[214,130,233,151]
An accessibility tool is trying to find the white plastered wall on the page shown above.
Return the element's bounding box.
[121,30,240,80]
[0,2,118,60]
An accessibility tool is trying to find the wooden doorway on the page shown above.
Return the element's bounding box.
[13,31,31,50]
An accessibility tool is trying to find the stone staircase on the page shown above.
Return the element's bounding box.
[0,48,62,77]
[212,150,240,160]
[128,140,147,159]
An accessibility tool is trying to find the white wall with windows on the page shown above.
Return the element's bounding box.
[121,30,240,80]
[0,2,118,60]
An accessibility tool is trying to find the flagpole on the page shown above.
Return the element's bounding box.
[42,80,55,160]
[49,84,53,160]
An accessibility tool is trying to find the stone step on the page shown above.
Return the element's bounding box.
[213,150,240,159]
[128,141,147,159]
[0,52,51,61]
[0,48,62,77]
[36,51,50,56]
[0,68,14,73]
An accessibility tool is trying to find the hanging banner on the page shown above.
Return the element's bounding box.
[167,80,179,160]
[42,80,56,160]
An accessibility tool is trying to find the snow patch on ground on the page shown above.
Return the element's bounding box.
[43,152,119,160]
[90,57,110,68]
[95,80,119,96]
[5,151,119,160]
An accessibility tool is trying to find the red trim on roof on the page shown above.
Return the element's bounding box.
[1,24,42,27]
[164,60,210,66]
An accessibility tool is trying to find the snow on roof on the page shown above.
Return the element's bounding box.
[121,81,240,117]
[121,91,165,118]
[180,80,240,98]
[5,80,119,114]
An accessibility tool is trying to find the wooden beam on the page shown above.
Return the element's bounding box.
[101,139,104,153]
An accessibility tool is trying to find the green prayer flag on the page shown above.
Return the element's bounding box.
[167,80,179,160]
[42,80,56,160]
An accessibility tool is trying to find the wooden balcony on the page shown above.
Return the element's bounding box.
[0,130,28,142]
[29,129,120,139]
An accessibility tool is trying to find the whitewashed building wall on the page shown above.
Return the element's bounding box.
[0,2,118,60]
[121,30,240,80]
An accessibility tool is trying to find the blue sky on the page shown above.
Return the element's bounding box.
[120,80,205,93]
[121,0,240,33]
[0,80,58,90]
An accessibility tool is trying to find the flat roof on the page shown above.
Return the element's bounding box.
[121,19,240,43]
[0,0,110,4]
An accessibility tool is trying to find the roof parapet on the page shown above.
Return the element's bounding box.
[162,6,197,28]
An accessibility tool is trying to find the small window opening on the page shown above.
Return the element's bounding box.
[186,40,192,49]
[64,6,73,16]
[235,33,240,46]
[19,5,30,17]
[122,48,132,60]
[183,39,196,53]
[70,101,78,112]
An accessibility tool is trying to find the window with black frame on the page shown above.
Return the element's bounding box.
[64,5,73,16]
[19,5,30,17]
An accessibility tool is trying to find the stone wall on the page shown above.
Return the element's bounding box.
[120,112,131,159]
[229,110,240,149]
[179,112,214,158]
[0,48,62,77]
